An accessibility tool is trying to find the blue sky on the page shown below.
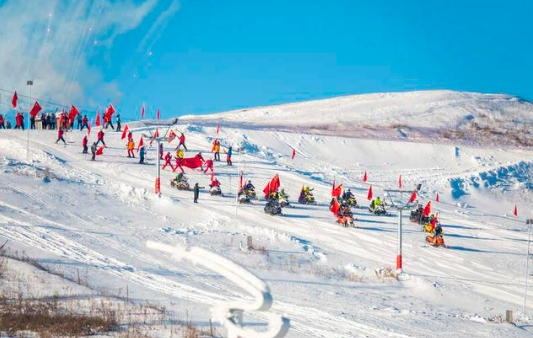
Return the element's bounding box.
[2,0,532,119]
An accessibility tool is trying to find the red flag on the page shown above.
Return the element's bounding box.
[157,108,160,120]
[12,91,18,108]
[409,190,417,203]
[240,173,243,189]
[514,204,518,217]
[181,156,204,169]
[363,171,367,183]
[95,110,101,127]
[292,148,296,159]
[331,198,340,215]
[270,174,280,192]
[367,184,373,201]
[58,112,64,128]
[422,201,431,216]
[29,101,42,118]
[216,123,220,134]
[150,128,159,145]
[430,215,438,231]
[107,105,116,116]
[263,182,271,197]
[137,136,144,152]
[96,146,104,155]
[435,192,439,202]
[398,175,402,188]
[141,105,145,119]
[332,184,342,197]
[121,124,129,140]
[168,130,177,143]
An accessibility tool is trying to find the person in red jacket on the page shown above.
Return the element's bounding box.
[173,157,184,173]
[55,128,66,145]
[81,115,89,131]
[96,130,106,147]
[82,135,88,153]
[162,152,174,170]
[0,114,5,129]
[178,133,187,151]
[203,158,214,174]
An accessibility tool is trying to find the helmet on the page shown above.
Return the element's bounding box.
[248,180,252,184]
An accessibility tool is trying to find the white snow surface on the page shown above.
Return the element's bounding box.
[180,90,533,145]
[1,115,533,337]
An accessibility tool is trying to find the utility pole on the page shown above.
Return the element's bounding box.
[524,219,533,318]
[26,80,33,160]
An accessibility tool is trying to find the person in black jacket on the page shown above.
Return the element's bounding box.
[91,142,97,161]
[193,183,204,203]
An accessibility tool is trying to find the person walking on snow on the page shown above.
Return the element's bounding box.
[82,135,88,153]
[226,146,233,166]
[139,146,146,164]
[91,142,97,161]
[163,152,174,170]
[96,130,106,147]
[116,113,121,132]
[173,157,184,173]
[80,115,89,130]
[193,183,204,203]
[127,139,135,158]
[159,143,164,160]
[77,114,83,130]
[178,133,187,151]
[0,114,4,129]
[55,128,67,145]
[128,131,133,141]
[213,140,220,161]
[204,159,214,173]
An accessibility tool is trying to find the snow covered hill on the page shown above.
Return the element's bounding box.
[1,117,533,337]
[181,90,533,146]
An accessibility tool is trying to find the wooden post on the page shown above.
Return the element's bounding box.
[247,236,253,250]
[506,310,513,323]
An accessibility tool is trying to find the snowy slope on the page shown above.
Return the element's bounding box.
[180,90,533,146]
[1,122,533,337]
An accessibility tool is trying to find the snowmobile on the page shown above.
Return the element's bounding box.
[345,196,358,207]
[337,213,355,227]
[410,205,429,224]
[209,185,223,196]
[238,189,251,204]
[369,202,387,216]
[170,174,191,191]
[264,199,282,216]
[298,187,317,205]
[426,234,445,247]
[279,189,290,208]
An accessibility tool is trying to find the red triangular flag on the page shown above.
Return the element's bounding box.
[263,182,271,197]
[141,105,145,119]
[270,174,280,192]
[332,184,342,197]
[409,190,417,203]
[168,130,176,143]
[514,204,518,217]
[431,215,438,231]
[422,201,431,216]
[107,105,116,116]
[137,136,144,152]
[96,146,104,156]
[363,171,368,183]
[12,91,18,108]
[398,175,402,188]
[435,192,439,202]
[331,198,340,215]
[29,101,42,118]
[367,184,373,201]
[121,124,129,140]
[150,128,159,145]
[157,108,160,120]
[95,110,101,127]
[216,123,220,134]
[292,148,296,159]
